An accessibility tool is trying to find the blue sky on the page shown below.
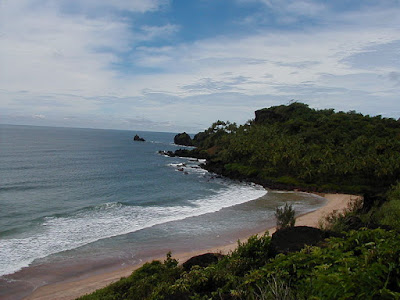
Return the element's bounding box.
[1,0,399,132]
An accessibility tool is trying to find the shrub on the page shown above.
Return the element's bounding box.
[375,182,400,231]
[243,229,400,300]
[224,163,259,177]
[275,203,296,230]
[276,176,301,186]
[77,252,181,300]
[319,195,363,232]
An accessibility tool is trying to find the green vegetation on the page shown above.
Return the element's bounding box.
[79,229,400,300]
[80,103,400,299]
[275,203,296,230]
[372,182,400,232]
[192,102,400,195]
[246,228,400,299]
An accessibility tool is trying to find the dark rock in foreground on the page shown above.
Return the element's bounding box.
[269,226,326,255]
[174,132,194,146]
[133,134,145,142]
[182,253,225,271]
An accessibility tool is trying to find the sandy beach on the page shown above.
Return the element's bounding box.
[23,192,361,300]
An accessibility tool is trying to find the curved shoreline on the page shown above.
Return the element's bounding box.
[24,193,361,300]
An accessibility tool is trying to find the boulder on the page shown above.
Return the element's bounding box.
[133,134,145,142]
[269,226,326,255]
[174,132,194,146]
[182,253,224,271]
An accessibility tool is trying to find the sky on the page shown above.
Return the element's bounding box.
[1,0,399,133]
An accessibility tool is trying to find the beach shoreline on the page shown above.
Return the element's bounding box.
[23,192,361,300]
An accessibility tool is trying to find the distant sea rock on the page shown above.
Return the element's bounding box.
[133,134,145,142]
[174,132,194,146]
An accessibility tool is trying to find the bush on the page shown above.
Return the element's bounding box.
[79,229,400,300]
[375,182,400,231]
[319,196,363,232]
[275,203,296,230]
[224,163,259,177]
[77,252,181,300]
[276,176,302,186]
[243,229,400,300]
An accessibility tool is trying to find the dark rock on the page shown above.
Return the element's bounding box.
[182,253,224,271]
[174,132,194,146]
[133,134,145,142]
[158,150,176,157]
[269,226,326,255]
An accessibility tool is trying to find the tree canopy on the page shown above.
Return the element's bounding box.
[191,102,400,194]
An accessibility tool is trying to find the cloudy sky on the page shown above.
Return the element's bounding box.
[1,0,399,132]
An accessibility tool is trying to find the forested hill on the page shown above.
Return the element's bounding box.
[80,103,400,299]
[187,102,400,196]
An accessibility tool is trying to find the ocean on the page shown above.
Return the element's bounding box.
[0,124,326,299]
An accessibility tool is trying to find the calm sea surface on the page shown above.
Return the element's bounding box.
[0,125,325,299]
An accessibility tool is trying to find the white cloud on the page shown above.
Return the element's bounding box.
[131,28,400,97]
[1,0,399,131]
[0,0,177,98]
[140,24,180,40]
[261,0,326,17]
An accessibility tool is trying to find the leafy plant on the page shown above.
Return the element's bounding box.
[275,203,296,230]
[375,182,400,231]
[319,195,363,232]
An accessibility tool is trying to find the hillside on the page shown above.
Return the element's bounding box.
[187,103,400,198]
[78,103,400,299]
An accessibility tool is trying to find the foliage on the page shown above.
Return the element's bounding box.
[79,103,400,299]
[77,252,181,300]
[375,182,400,231]
[188,103,400,195]
[319,196,363,232]
[242,229,400,299]
[78,234,272,300]
[80,229,400,300]
[275,203,296,230]
[253,275,294,300]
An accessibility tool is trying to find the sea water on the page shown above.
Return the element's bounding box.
[0,124,325,298]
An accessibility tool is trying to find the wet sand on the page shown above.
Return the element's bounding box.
[24,193,361,300]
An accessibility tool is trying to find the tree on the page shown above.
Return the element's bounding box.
[275,203,296,230]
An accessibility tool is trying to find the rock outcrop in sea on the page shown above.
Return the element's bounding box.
[133,134,145,142]
[174,132,194,146]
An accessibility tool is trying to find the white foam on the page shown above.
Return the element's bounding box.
[0,182,266,277]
